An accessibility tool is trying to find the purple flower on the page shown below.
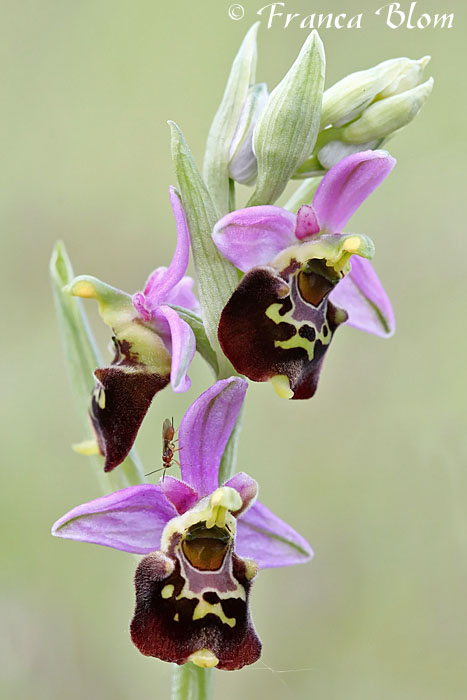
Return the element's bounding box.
[212,151,396,400]
[52,378,312,670]
[70,188,197,471]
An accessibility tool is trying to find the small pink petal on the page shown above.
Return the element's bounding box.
[159,476,199,514]
[295,204,320,240]
[224,472,258,515]
[153,305,195,393]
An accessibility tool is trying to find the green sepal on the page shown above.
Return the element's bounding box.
[169,121,239,378]
[169,305,219,376]
[49,242,145,490]
[65,275,171,376]
[64,275,134,331]
[203,23,259,216]
[248,30,325,206]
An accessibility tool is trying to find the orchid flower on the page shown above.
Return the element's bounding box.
[52,378,312,670]
[213,151,396,400]
[68,187,197,471]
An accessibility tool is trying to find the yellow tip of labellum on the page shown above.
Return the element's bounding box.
[72,439,101,456]
[244,558,259,581]
[342,236,362,254]
[66,280,97,299]
[188,649,219,668]
[270,374,294,399]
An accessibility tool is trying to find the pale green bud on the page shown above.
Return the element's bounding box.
[321,55,431,128]
[316,139,379,170]
[203,23,259,216]
[341,77,434,143]
[248,30,325,206]
[228,83,268,185]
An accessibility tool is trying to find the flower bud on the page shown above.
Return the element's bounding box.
[294,56,432,177]
[249,30,325,206]
[321,56,431,128]
[228,83,268,185]
[341,77,434,143]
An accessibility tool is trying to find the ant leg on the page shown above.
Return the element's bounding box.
[144,466,164,477]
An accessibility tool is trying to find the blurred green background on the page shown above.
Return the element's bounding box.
[2,0,466,697]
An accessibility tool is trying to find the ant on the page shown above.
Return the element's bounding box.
[145,418,181,481]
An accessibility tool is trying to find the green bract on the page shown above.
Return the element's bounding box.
[170,121,238,378]
[248,30,325,206]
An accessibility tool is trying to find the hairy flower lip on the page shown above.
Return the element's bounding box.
[52,378,313,670]
[214,151,396,399]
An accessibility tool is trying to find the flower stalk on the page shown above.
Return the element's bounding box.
[171,663,214,700]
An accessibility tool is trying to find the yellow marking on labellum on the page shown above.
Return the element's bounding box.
[174,613,180,622]
[244,558,259,581]
[161,584,174,599]
[266,302,331,362]
[97,387,106,410]
[270,375,294,400]
[192,598,236,628]
[188,649,219,669]
[72,439,100,456]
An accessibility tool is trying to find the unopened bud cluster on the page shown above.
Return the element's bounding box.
[295,56,433,177]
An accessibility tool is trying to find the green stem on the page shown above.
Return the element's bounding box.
[228,178,236,213]
[171,663,214,700]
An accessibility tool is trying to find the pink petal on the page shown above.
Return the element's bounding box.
[313,150,396,233]
[330,256,395,337]
[135,187,191,314]
[295,204,320,240]
[153,305,195,392]
[212,206,296,272]
[51,485,177,554]
[159,476,199,514]
[178,378,248,497]
[163,276,199,312]
[236,500,313,569]
[224,472,258,515]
